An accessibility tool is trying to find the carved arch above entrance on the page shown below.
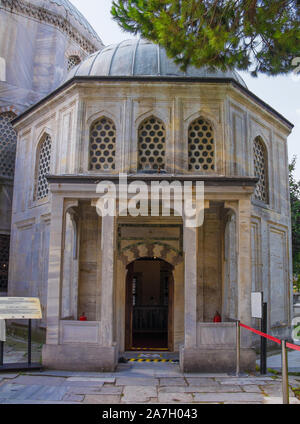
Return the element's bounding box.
[120,242,183,267]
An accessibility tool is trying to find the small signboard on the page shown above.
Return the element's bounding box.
[251,292,263,319]
[0,298,42,320]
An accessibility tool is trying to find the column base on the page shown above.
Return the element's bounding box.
[42,343,118,372]
[180,346,256,373]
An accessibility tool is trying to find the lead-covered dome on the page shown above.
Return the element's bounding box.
[65,38,247,87]
[22,0,103,47]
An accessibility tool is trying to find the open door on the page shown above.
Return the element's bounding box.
[125,258,173,351]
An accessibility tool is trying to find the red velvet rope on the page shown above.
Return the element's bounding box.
[239,322,300,351]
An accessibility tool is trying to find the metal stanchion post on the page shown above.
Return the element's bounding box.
[28,319,31,366]
[0,341,3,366]
[260,302,267,374]
[281,340,289,405]
[236,320,240,376]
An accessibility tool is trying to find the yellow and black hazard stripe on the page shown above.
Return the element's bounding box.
[131,347,169,351]
[128,358,179,363]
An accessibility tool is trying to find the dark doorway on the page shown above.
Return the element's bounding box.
[125,257,174,351]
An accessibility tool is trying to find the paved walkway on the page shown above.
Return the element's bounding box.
[0,362,300,404]
[1,335,300,404]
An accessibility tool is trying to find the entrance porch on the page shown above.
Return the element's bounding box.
[42,176,257,372]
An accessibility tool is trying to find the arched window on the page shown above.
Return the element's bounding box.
[188,117,215,172]
[138,116,166,171]
[67,55,81,71]
[89,117,116,171]
[35,134,52,201]
[0,112,17,178]
[253,137,268,203]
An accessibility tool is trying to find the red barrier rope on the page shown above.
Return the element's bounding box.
[239,322,300,352]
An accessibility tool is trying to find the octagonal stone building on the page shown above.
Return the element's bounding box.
[9,38,293,372]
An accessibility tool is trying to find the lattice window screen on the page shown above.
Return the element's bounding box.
[0,235,9,292]
[89,117,116,171]
[67,55,81,71]
[35,134,52,201]
[188,117,215,172]
[0,112,17,178]
[253,137,268,203]
[138,117,166,171]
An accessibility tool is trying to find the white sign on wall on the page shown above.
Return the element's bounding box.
[251,292,263,318]
[0,319,5,342]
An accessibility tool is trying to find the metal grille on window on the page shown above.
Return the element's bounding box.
[188,117,215,172]
[89,117,116,171]
[67,55,81,71]
[0,235,9,292]
[253,137,268,203]
[35,134,52,200]
[138,117,166,171]
[0,112,17,178]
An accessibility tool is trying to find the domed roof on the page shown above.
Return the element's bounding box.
[24,0,102,45]
[65,38,247,87]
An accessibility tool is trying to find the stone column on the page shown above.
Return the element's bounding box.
[180,222,198,372]
[100,214,116,347]
[183,225,198,348]
[236,198,252,327]
[44,194,64,345]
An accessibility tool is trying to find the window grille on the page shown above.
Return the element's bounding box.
[89,117,116,171]
[253,137,268,203]
[35,134,52,200]
[188,117,215,172]
[0,112,17,178]
[138,117,166,171]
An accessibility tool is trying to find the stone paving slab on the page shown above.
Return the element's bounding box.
[0,384,28,399]
[99,386,123,395]
[63,393,85,402]
[242,385,262,393]
[61,381,105,387]
[264,397,300,404]
[116,377,159,386]
[26,371,116,378]
[158,385,242,393]
[158,392,194,403]
[12,375,66,386]
[0,384,70,402]
[159,377,187,386]
[0,399,79,404]
[122,386,157,402]
[193,392,264,403]
[185,377,220,386]
[184,373,229,378]
[65,377,115,383]
[83,394,121,404]
[65,386,104,395]
[261,384,295,397]
[216,377,274,385]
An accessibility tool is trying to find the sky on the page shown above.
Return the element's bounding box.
[72,0,300,180]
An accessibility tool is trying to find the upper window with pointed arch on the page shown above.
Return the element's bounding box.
[67,55,81,71]
[253,136,268,203]
[35,134,52,201]
[138,116,166,172]
[89,117,116,171]
[188,117,215,172]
